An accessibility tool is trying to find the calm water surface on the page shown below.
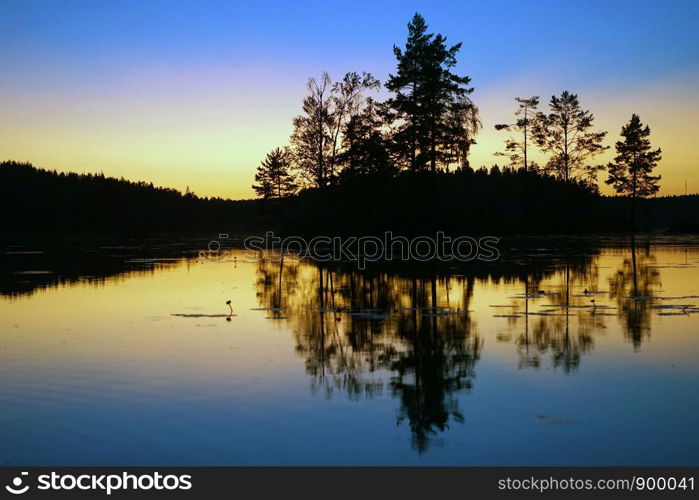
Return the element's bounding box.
[1,237,698,465]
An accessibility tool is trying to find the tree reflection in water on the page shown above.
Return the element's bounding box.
[255,257,483,452]
[502,250,599,373]
[253,240,672,452]
[608,236,661,348]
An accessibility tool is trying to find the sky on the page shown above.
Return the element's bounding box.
[1,0,698,199]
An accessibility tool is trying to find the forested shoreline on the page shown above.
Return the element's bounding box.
[2,160,697,237]
[2,13,696,238]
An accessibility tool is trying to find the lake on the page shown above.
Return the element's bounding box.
[1,236,698,465]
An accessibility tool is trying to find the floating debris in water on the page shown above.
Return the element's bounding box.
[347,311,390,320]
[422,310,469,317]
[125,258,180,263]
[509,294,546,299]
[525,312,572,317]
[171,313,237,318]
[549,304,613,309]
[646,264,695,269]
[650,304,695,310]
[395,306,450,311]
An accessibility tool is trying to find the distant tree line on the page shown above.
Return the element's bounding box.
[253,13,663,227]
[0,161,260,235]
[0,157,693,237]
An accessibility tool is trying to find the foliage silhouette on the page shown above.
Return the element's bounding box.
[252,147,297,199]
[532,91,608,188]
[606,114,662,227]
[0,161,260,236]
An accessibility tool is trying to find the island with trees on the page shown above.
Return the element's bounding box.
[2,14,696,238]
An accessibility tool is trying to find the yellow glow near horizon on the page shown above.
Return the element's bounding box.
[1,74,697,200]
[471,76,699,197]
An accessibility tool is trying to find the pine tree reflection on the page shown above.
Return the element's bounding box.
[388,275,481,453]
[509,252,598,373]
[254,258,482,452]
[608,236,661,348]
[253,241,668,451]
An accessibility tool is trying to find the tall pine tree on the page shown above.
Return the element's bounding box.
[385,13,476,173]
[252,147,297,199]
[533,91,607,187]
[606,114,662,226]
[494,96,540,172]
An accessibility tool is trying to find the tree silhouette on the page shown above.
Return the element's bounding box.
[252,147,296,199]
[442,95,481,170]
[494,96,541,227]
[337,97,393,179]
[495,96,540,172]
[328,71,381,178]
[290,72,379,187]
[606,114,662,226]
[385,13,476,173]
[533,91,607,188]
[291,73,333,188]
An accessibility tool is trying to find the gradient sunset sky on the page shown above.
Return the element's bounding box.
[1,0,698,199]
